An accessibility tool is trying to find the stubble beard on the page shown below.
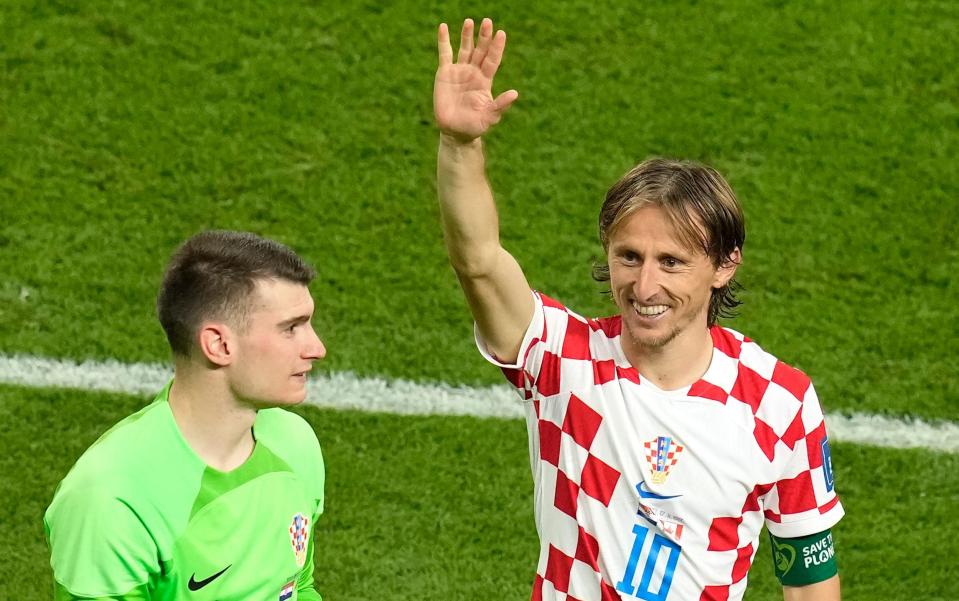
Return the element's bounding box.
[631,324,683,350]
[623,294,711,353]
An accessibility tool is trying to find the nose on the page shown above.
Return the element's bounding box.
[634,263,660,301]
[304,326,327,360]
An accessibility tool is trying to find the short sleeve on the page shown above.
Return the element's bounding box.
[45,486,157,597]
[762,382,845,538]
[475,291,590,401]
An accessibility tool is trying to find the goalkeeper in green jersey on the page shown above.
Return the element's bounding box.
[44,231,328,600]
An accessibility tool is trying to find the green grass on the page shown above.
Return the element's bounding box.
[1,1,957,600]
[1,0,956,419]
[2,385,956,600]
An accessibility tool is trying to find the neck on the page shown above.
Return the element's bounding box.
[167,358,257,472]
[622,324,715,391]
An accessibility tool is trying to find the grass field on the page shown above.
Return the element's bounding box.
[3,387,957,600]
[1,1,957,599]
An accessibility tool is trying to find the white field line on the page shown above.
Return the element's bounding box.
[1,354,957,454]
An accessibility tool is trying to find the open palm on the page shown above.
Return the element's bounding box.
[434,18,518,142]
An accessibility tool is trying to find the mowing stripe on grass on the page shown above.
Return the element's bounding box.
[2,354,956,453]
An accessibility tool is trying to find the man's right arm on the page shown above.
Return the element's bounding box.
[434,18,533,363]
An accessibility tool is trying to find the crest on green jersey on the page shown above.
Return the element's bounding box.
[289,512,310,568]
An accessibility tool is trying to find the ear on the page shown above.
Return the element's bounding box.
[712,247,742,289]
[196,322,236,367]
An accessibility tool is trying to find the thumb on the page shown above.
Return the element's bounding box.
[492,89,519,113]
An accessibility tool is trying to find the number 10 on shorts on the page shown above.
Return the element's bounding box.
[615,524,682,600]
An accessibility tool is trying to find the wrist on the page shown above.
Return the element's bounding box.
[439,132,483,149]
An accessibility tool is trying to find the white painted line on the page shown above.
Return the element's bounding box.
[825,412,959,454]
[1,354,956,453]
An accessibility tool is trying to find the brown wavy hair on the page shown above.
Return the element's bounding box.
[592,158,745,326]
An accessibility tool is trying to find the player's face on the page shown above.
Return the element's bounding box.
[227,278,326,407]
[607,205,735,351]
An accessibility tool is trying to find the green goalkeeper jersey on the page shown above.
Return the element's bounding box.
[44,382,325,601]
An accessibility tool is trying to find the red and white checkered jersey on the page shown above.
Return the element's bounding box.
[477,292,843,601]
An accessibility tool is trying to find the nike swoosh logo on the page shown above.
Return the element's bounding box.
[188,565,231,591]
[637,481,681,500]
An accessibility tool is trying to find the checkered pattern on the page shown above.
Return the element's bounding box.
[478,292,843,601]
[533,391,623,600]
[643,437,685,484]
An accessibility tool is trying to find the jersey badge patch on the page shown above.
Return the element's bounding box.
[279,579,295,601]
[820,437,835,492]
[644,436,684,484]
[638,501,687,543]
[289,512,310,568]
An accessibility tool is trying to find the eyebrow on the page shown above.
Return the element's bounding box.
[611,244,694,260]
[277,314,312,329]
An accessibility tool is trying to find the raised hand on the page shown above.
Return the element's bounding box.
[434,18,519,143]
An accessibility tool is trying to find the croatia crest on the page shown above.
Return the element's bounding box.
[289,512,310,568]
[644,436,684,484]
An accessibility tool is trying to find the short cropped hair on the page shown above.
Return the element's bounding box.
[157,230,315,356]
[592,158,746,326]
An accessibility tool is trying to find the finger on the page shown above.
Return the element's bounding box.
[481,29,507,78]
[470,17,494,67]
[492,89,519,113]
[437,23,453,66]
[457,18,474,64]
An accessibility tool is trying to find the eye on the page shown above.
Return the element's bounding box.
[620,250,640,264]
[662,257,682,269]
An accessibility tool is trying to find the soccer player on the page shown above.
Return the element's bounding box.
[45,231,327,600]
[434,18,843,601]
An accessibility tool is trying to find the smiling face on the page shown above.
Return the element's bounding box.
[225,278,326,408]
[608,205,739,351]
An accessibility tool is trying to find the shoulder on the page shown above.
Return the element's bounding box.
[712,326,814,402]
[256,408,323,463]
[535,290,623,343]
[256,408,325,510]
[257,407,319,440]
[708,327,821,462]
[46,477,138,530]
[47,397,204,542]
[54,399,172,496]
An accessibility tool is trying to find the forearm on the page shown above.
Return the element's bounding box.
[783,574,840,601]
[436,132,533,359]
[437,134,503,277]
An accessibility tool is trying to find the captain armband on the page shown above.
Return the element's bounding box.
[769,529,837,586]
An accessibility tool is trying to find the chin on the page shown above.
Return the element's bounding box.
[627,324,681,350]
[275,391,307,406]
[291,384,310,403]
[252,392,306,409]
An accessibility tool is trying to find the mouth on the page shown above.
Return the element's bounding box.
[630,300,669,320]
